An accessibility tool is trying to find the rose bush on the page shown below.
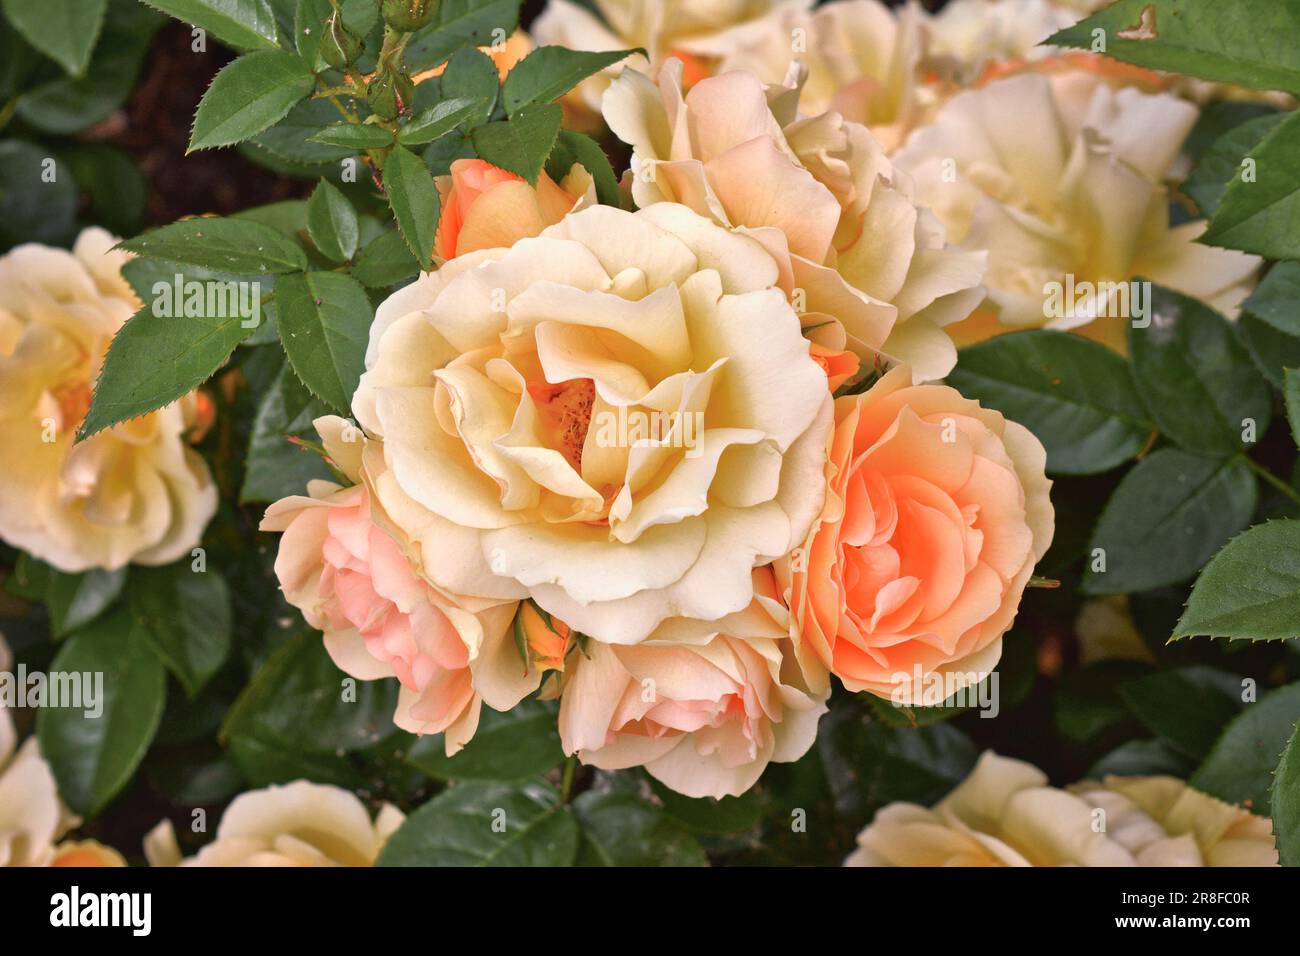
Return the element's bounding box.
[0,0,1296,874]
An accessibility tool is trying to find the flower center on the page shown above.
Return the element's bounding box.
[51,379,93,434]
[530,378,595,472]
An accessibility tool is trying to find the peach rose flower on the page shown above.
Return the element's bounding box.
[0,229,217,572]
[532,0,807,123]
[893,73,1261,351]
[354,203,832,646]
[145,780,404,867]
[260,418,540,752]
[434,158,595,261]
[603,61,986,381]
[847,751,1278,866]
[558,568,828,798]
[776,365,1052,701]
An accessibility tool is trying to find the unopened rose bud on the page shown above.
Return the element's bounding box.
[381,0,439,33]
[320,11,365,68]
[366,72,401,120]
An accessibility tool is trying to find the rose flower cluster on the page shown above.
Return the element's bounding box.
[255,6,1086,804]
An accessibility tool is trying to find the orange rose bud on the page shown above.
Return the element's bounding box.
[434,158,584,260]
[519,602,571,674]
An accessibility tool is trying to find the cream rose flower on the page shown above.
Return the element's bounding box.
[0,228,217,572]
[926,0,1080,80]
[558,568,827,798]
[260,417,539,752]
[604,61,986,381]
[532,0,808,122]
[776,366,1052,700]
[353,203,832,646]
[893,73,1262,351]
[689,0,941,152]
[1070,775,1280,867]
[145,780,404,866]
[846,751,1278,866]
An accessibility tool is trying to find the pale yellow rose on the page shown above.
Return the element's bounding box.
[260,418,540,753]
[926,0,1079,81]
[1070,775,1280,867]
[846,751,1279,866]
[0,228,217,572]
[354,203,832,646]
[145,780,404,867]
[532,0,809,123]
[603,61,986,381]
[558,567,828,798]
[893,73,1261,351]
[687,0,942,152]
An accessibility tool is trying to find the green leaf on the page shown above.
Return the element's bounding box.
[1286,369,1300,448]
[573,792,708,866]
[79,285,261,440]
[240,365,333,503]
[251,99,363,166]
[0,0,106,76]
[1239,312,1300,388]
[1273,722,1300,865]
[1184,112,1285,218]
[815,694,977,830]
[1202,109,1300,259]
[306,178,359,262]
[1242,261,1300,337]
[1128,285,1271,458]
[648,779,764,835]
[948,331,1153,475]
[275,271,373,412]
[45,568,127,639]
[1175,520,1300,641]
[1118,666,1245,760]
[1192,681,1300,815]
[0,141,77,248]
[293,0,332,67]
[1083,449,1257,595]
[406,699,564,782]
[471,103,562,186]
[64,144,147,235]
[128,564,232,698]
[36,608,167,815]
[308,122,394,149]
[14,0,163,135]
[547,130,621,207]
[221,629,399,752]
[383,144,440,270]
[377,780,579,866]
[1055,661,1149,744]
[118,217,307,273]
[503,45,637,113]
[438,48,500,123]
[352,229,420,287]
[398,96,489,146]
[1046,0,1300,95]
[188,50,316,152]
[404,0,523,73]
[1088,739,1195,780]
[140,0,280,52]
